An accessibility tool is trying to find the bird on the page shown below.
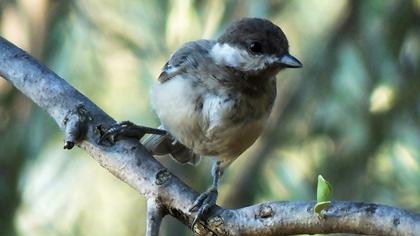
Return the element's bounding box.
[150,17,302,224]
[99,17,302,226]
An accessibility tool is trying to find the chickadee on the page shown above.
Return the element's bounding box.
[150,18,302,224]
[99,17,302,226]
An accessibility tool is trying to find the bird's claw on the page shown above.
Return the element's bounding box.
[97,121,167,145]
[189,187,218,227]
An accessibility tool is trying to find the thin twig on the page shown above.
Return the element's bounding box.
[146,198,165,236]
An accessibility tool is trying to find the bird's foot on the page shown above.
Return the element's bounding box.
[189,187,218,227]
[97,121,167,145]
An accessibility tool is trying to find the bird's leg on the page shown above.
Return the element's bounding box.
[97,121,167,145]
[189,161,223,227]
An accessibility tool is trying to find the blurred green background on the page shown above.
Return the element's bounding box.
[0,0,419,235]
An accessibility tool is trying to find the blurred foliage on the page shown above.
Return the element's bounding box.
[0,0,419,235]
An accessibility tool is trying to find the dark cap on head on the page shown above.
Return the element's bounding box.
[217,18,289,56]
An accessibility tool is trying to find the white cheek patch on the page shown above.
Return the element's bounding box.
[210,43,245,68]
[210,43,278,72]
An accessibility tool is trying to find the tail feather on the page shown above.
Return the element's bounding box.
[142,130,201,165]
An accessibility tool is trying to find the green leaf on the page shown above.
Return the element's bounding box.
[314,201,331,214]
[315,175,333,214]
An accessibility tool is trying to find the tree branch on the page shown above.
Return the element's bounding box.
[1,36,419,235]
[146,198,165,236]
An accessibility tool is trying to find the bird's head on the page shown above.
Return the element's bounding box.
[211,18,302,76]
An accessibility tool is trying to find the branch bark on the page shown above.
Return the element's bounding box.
[146,198,165,236]
[1,36,419,235]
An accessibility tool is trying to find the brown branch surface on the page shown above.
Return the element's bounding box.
[1,36,419,236]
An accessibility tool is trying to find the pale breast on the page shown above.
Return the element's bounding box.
[151,76,272,160]
[150,75,205,150]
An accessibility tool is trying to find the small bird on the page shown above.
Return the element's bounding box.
[99,17,302,226]
[150,18,302,224]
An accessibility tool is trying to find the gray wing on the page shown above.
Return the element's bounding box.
[150,41,216,165]
[158,40,216,83]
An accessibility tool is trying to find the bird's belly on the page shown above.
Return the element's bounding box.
[196,118,265,159]
[151,77,267,159]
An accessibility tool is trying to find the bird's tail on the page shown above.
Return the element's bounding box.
[142,129,201,165]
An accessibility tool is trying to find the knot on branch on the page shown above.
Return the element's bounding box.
[63,104,91,149]
[155,169,171,185]
[257,204,274,218]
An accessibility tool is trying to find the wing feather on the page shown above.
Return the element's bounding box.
[158,40,215,83]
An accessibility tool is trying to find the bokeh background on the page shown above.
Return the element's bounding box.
[0,0,419,235]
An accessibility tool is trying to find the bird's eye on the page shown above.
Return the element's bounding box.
[249,42,262,54]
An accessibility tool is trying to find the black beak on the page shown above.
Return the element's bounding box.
[279,54,302,68]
